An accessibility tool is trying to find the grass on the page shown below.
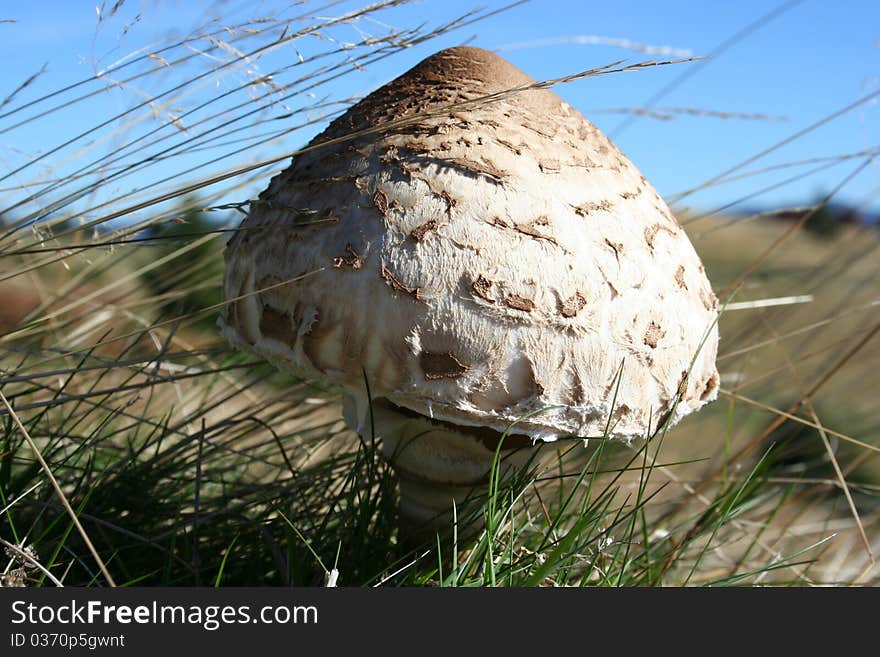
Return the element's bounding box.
[0,1,878,587]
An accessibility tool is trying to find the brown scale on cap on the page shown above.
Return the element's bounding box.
[701,373,720,400]
[505,294,535,313]
[560,292,587,318]
[380,266,421,300]
[700,286,719,311]
[372,189,390,215]
[674,265,688,289]
[644,223,677,249]
[573,199,615,217]
[409,219,438,241]
[644,321,665,349]
[420,352,470,380]
[471,274,495,303]
[513,217,560,247]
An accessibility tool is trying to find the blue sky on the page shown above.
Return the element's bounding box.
[1,0,878,221]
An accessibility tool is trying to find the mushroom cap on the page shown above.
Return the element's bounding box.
[220,46,720,442]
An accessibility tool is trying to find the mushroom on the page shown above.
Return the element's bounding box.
[220,46,720,537]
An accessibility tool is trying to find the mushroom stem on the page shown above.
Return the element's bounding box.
[366,398,548,541]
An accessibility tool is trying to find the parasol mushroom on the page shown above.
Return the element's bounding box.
[219,46,720,537]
